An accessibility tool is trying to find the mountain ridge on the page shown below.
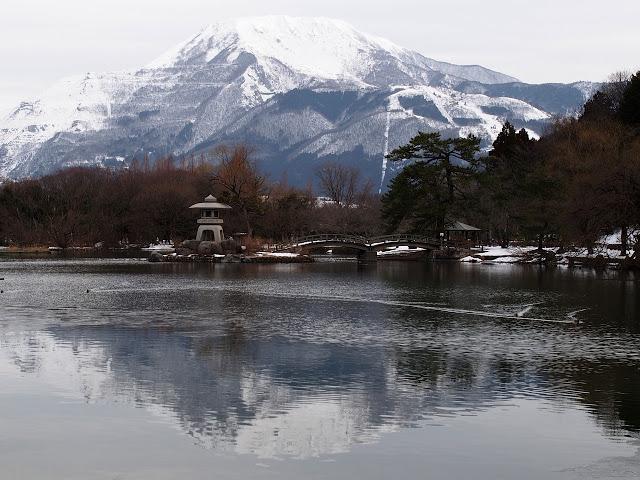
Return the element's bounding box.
[0,16,595,186]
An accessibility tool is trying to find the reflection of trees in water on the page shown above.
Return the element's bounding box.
[395,345,640,442]
[393,342,640,442]
[376,263,640,331]
[545,361,640,436]
[395,348,531,392]
[379,264,640,443]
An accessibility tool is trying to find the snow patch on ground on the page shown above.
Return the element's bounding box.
[475,246,539,258]
[462,243,635,266]
[377,246,425,256]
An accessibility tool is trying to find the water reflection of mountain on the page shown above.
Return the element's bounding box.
[46,325,442,454]
[2,321,636,458]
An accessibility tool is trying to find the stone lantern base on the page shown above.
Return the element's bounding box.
[196,225,224,242]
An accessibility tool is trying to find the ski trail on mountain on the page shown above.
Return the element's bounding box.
[379,106,391,194]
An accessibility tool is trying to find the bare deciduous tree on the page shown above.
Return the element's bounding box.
[211,145,266,237]
[315,161,364,207]
[602,71,632,110]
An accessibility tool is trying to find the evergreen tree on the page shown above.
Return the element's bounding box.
[382,162,449,233]
[581,90,617,122]
[618,71,640,126]
[382,132,481,232]
[489,121,517,160]
[480,122,536,246]
[487,122,534,169]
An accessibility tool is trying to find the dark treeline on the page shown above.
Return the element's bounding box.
[0,147,380,247]
[382,70,640,254]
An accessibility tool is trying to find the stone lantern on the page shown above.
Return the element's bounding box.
[189,195,232,242]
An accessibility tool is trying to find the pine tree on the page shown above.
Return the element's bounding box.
[382,162,449,233]
[581,90,617,122]
[480,121,536,246]
[382,132,481,232]
[487,122,534,172]
[618,71,640,126]
[489,121,517,160]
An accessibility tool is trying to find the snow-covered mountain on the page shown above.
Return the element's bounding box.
[146,16,520,85]
[0,16,595,187]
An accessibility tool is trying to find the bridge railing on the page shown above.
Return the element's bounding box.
[276,233,439,251]
[287,234,368,246]
[368,234,438,246]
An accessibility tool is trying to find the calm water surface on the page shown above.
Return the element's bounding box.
[1,258,639,479]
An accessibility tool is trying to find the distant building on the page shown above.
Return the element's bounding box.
[443,220,482,245]
[314,196,358,208]
[189,195,232,242]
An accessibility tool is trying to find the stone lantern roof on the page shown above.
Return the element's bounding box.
[189,195,232,210]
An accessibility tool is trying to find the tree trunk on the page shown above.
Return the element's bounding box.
[538,233,543,252]
[503,216,510,248]
[500,220,510,248]
[445,161,455,203]
[243,206,253,238]
[620,224,628,257]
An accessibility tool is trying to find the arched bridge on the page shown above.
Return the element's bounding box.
[277,234,441,261]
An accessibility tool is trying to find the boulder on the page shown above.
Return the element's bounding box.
[148,252,165,263]
[197,241,214,255]
[181,240,201,252]
[198,241,224,255]
[221,238,239,254]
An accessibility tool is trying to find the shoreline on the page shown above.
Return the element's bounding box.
[1,245,637,270]
[148,252,314,264]
[460,245,638,271]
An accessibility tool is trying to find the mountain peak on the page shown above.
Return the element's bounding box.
[147,16,403,81]
[146,16,518,85]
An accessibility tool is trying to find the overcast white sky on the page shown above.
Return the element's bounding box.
[1,0,639,114]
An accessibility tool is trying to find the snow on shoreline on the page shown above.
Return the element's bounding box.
[461,245,635,265]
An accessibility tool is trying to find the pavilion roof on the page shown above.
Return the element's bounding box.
[445,220,481,232]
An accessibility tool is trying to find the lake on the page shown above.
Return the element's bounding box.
[1,258,639,479]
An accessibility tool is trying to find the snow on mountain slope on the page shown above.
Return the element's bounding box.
[1,73,123,175]
[199,85,551,188]
[0,16,592,185]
